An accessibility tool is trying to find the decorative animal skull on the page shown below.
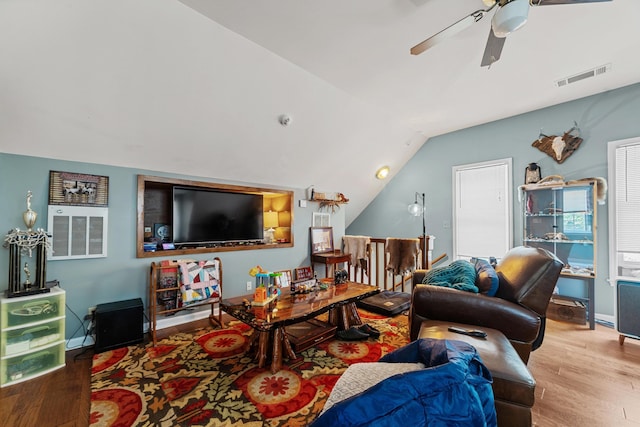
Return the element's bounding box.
[532,122,583,164]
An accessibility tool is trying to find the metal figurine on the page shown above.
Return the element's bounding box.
[22,190,38,231]
[23,262,32,289]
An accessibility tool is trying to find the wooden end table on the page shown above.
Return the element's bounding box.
[311,251,351,278]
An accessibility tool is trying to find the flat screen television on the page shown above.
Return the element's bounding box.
[173,186,264,245]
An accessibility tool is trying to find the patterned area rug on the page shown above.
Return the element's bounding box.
[90,309,409,426]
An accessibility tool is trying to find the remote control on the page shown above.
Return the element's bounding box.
[447,326,487,338]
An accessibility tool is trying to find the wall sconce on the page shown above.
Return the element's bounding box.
[376,166,390,180]
[264,211,279,243]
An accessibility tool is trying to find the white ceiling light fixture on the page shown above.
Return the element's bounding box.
[492,0,530,38]
[375,165,390,180]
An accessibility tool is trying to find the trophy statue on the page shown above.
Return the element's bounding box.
[5,190,50,297]
[23,190,38,231]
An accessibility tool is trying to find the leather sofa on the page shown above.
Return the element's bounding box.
[409,246,563,363]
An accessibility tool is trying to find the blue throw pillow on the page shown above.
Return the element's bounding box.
[473,258,499,296]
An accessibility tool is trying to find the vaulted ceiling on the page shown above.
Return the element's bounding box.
[1,0,638,224]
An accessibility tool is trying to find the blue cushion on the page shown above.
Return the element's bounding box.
[473,258,499,296]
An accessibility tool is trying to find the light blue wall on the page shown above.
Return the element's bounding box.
[0,154,346,341]
[348,82,640,317]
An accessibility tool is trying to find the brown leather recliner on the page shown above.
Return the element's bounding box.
[409,246,563,363]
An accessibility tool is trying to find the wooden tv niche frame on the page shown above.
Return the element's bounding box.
[136,175,294,258]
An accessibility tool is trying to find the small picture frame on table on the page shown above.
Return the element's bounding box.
[295,266,313,281]
[275,270,292,288]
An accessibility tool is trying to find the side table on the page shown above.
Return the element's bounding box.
[311,251,351,278]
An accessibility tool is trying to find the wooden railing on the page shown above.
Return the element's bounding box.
[348,236,434,293]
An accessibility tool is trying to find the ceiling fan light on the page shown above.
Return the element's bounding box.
[492,0,530,38]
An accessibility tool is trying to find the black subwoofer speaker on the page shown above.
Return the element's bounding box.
[618,281,640,339]
[94,298,144,353]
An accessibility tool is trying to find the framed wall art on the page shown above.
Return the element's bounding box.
[49,170,109,206]
[312,212,331,227]
[310,227,334,254]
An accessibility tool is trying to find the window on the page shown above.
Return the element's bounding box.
[453,159,512,261]
[562,187,590,234]
[608,138,640,279]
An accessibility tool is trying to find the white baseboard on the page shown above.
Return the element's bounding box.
[66,307,217,351]
[67,335,95,350]
[595,313,615,326]
[153,307,214,330]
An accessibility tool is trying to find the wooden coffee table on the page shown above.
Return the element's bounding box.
[220,281,379,373]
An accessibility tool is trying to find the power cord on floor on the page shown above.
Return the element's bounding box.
[65,302,96,361]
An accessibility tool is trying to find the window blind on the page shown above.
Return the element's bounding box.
[615,144,640,253]
[454,160,511,260]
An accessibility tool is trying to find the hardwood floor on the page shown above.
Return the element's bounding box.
[1,316,639,426]
[529,320,640,426]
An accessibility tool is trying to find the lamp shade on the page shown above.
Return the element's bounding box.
[264,211,279,229]
[408,203,423,217]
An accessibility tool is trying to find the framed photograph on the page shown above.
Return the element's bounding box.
[312,212,331,227]
[49,170,109,206]
[154,223,171,242]
[275,270,292,288]
[310,227,334,254]
[295,266,313,281]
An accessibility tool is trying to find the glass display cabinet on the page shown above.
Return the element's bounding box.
[522,179,597,329]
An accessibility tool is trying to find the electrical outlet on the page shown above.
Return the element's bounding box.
[246,281,252,291]
[87,306,96,336]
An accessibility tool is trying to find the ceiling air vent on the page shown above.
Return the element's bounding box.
[555,63,611,88]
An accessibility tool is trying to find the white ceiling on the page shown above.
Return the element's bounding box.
[1,0,639,224]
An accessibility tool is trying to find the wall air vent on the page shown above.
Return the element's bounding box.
[555,63,611,88]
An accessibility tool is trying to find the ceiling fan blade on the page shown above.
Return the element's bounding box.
[531,0,612,5]
[410,7,493,55]
[480,27,506,67]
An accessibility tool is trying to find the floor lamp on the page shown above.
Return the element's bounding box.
[408,192,427,268]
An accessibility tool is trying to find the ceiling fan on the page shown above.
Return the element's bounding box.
[410,0,612,67]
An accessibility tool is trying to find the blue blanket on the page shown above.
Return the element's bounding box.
[311,339,496,427]
[422,259,479,293]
